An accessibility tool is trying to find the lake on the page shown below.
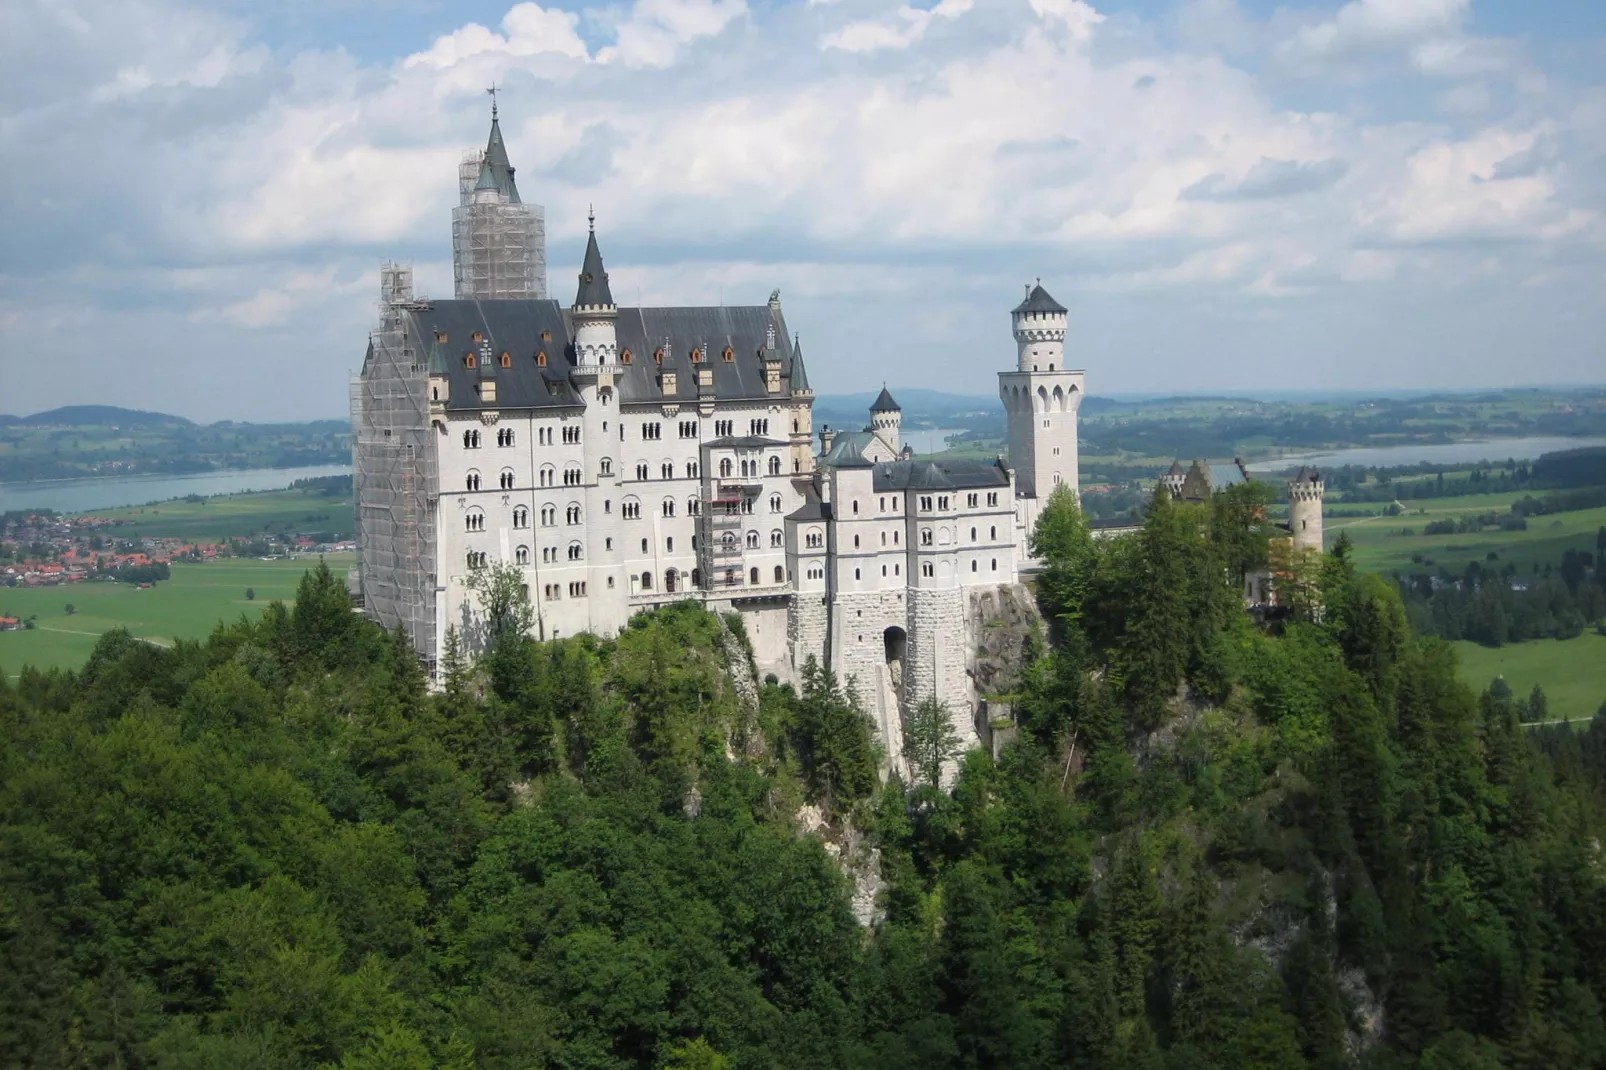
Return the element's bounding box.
[904,428,965,455]
[0,465,353,514]
[1245,436,1606,473]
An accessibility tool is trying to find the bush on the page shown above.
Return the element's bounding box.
[245,588,256,601]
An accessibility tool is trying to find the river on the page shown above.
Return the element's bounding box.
[1245,436,1606,473]
[0,464,353,514]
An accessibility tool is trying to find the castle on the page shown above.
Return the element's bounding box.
[352,109,1323,766]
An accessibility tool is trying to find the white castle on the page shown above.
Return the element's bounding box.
[352,110,1319,764]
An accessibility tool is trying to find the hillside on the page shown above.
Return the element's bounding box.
[0,405,192,427]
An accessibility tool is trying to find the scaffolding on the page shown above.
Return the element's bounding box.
[353,261,440,668]
[697,481,760,591]
[452,150,547,300]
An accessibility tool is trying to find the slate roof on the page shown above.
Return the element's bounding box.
[574,226,613,308]
[820,431,881,467]
[790,337,811,392]
[409,299,801,412]
[1292,466,1322,483]
[707,435,789,449]
[1013,283,1067,315]
[872,458,1010,492]
[482,114,521,204]
[787,485,833,522]
[870,386,901,413]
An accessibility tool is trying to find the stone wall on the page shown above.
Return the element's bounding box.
[906,586,975,752]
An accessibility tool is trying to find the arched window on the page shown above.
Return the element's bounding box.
[770,493,782,513]
[722,531,737,551]
[622,498,641,520]
[991,558,998,571]
[620,348,633,364]
[465,509,485,532]
[750,566,759,585]
[465,471,481,491]
[600,457,613,476]
[725,568,737,586]
[564,465,583,486]
[990,526,997,539]
[467,550,487,568]
[688,496,700,516]
[768,456,781,476]
[665,569,677,593]
[515,545,530,565]
[464,352,476,369]
[691,568,702,588]
[541,504,556,526]
[723,346,736,362]
[499,352,511,368]
[636,462,649,480]
[662,497,676,517]
[661,461,673,479]
[719,458,733,478]
[746,531,759,549]
[513,506,529,528]
[536,350,548,367]
[641,571,653,590]
[921,528,933,546]
[500,469,514,490]
[566,504,582,525]
[686,461,699,478]
[770,530,782,547]
[568,542,584,561]
[539,464,555,487]
[774,565,784,583]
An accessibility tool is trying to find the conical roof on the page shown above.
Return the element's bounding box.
[1012,282,1067,314]
[870,386,901,413]
[482,113,521,204]
[426,335,450,375]
[573,222,614,308]
[789,335,811,393]
[474,157,498,193]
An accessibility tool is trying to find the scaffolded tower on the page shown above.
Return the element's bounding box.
[352,262,440,666]
[451,103,547,300]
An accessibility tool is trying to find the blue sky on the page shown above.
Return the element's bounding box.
[1,0,1602,421]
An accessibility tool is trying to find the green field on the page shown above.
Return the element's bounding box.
[0,553,353,675]
[83,487,354,543]
[1453,632,1606,724]
[1332,492,1606,576]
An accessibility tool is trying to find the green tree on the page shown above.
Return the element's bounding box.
[465,560,535,646]
[904,695,963,788]
[245,587,255,600]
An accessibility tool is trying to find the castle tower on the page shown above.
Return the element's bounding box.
[452,99,547,299]
[1287,467,1325,553]
[1160,461,1185,500]
[998,281,1083,507]
[869,386,902,456]
[571,211,617,369]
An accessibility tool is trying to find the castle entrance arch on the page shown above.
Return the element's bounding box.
[884,626,908,708]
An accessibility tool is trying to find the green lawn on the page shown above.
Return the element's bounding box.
[1333,494,1606,576]
[1453,632,1606,724]
[86,488,353,543]
[0,553,354,675]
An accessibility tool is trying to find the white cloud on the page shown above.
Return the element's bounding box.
[822,0,976,54]
[597,0,749,68]
[405,3,589,68]
[1277,0,1468,65]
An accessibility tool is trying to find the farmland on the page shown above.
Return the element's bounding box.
[1452,632,1606,724]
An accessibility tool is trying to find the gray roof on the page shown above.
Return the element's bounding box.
[574,226,614,308]
[820,430,880,467]
[1013,283,1066,315]
[787,486,832,522]
[407,299,801,412]
[790,336,811,393]
[1291,466,1322,483]
[872,458,1010,492]
[483,114,521,204]
[870,386,901,413]
[707,435,789,449]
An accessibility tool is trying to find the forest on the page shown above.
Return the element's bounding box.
[6,486,1606,1068]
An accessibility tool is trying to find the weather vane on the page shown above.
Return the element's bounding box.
[486,83,499,119]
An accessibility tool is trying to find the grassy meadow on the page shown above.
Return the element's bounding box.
[1331,493,1606,576]
[1452,632,1606,723]
[85,487,353,543]
[1,554,354,676]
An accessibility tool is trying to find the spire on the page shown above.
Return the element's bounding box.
[481,96,522,205]
[573,218,614,308]
[870,385,901,413]
[788,335,811,393]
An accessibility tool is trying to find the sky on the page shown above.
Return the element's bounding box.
[0,0,1603,422]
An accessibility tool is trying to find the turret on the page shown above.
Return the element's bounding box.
[475,338,497,405]
[1287,467,1325,553]
[1160,461,1185,500]
[571,210,617,371]
[1012,280,1068,372]
[427,335,450,413]
[870,386,902,456]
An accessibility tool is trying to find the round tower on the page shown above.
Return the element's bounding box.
[1287,467,1325,553]
[571,209,616,369]
[870,386,902,455]
[1012,280,1068,371]
[1160,461,1185,500]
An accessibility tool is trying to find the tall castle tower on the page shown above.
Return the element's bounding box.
[452,99,548,299]
[1287,467,1325,553]
[998,282,1083,509]
[869,386,902,456]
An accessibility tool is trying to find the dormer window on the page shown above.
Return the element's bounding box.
[435,331,448,343]
[654,347,664,365]
[620,348,633,365]
[499,352,511,368]
[690,348,702,363]
[471,330,484,343]
[722,346,735,362]
[536,351,548,368]
[464,353,476,369]
[541,330,552,342]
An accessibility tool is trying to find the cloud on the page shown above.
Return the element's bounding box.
[821,0,975,54]
[598,0,749,67]
[1181,157,1349,201]
[1276,0,1468,66]
[405,3,589,68]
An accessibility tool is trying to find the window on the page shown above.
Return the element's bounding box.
[987,492,998,506]
[719,458,733,478]
[746,531,760,549]
[895,563,901,576]
[662,497,676,517]
[922,562,934,578]
[515,545,530,565]
[464,352,476,369]
[536,351,548,367]
[741,498,753,514]
[636,462,649,480]
[539,465,555,487]
[543,547,556,563]
[620,349,632,365]
[497,428,515,447]
[688,497,700,516]
[971,560,977,572]
[622,499,641,520]
[806,530,823,549]
[854,568,861,580]
[541,504,556,526]
[749,418,768,435]
[920,495,932,511]
[691,348,703,363]
[882,565,887,576]
[691,568,702,588]
[724,347,736,362]
[921,528,932,546]
[513,506,529,528]
[642,422,662,440]
[465,510,485,532]
[467,550,487,568]
[881,532,886,546]
[680,421,698,438]
[967,493,978,508]
[600,457,613,476]
[686,461,699,478]
[463,429,481,449]
[991,558,998,571]
[775,565,784,583]
[715,419,733,436]
[666,537,673,552]
[938,496,949,511]
[562,426,580,444]
[465,471,481,492]
[722,531,737,551]
[661,461,674,479]
[605,538,612,551]
[569,581,587,597]
[563,465,582,486]
[768,456,781,476]
[568,543,583,561]
[641,571,653,590]
[654,346,664,365]
[770,493,782,513]
[894,530,899,544]
[499,352,511,368]
[970,527,977,541]
[500,469,514,490]
[544,583,560,600]
[771,530,783,547]
[566,504,581,525]
[853,535,860,548]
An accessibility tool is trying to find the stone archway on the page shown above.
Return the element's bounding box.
[884,626,908,708]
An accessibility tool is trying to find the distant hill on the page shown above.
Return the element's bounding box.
[0,405,193,428]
